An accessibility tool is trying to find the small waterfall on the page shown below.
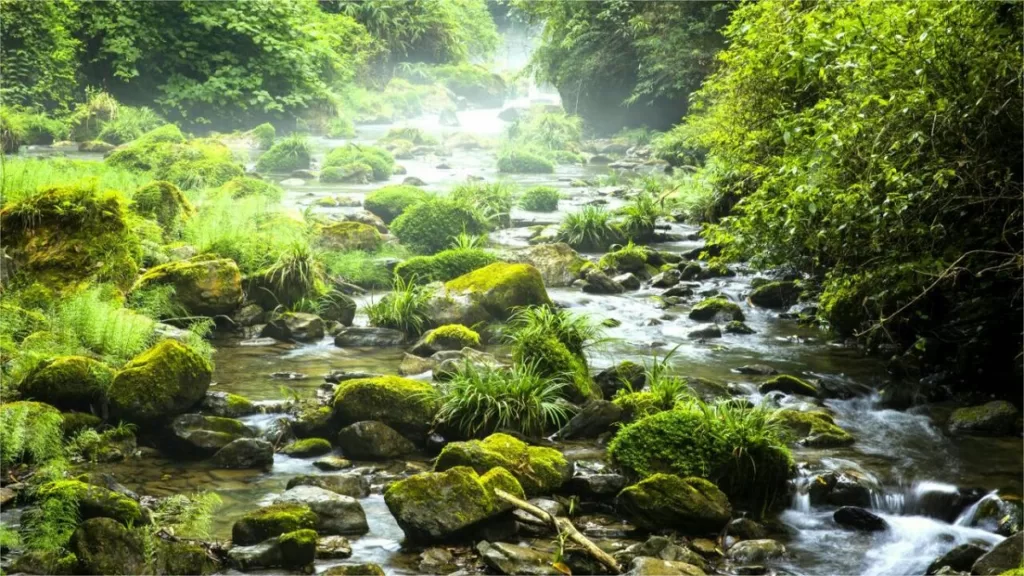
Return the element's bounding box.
[954,490,1000,527]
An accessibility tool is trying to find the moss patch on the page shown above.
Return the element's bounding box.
[279,528,318,570]
[777,410,855,447]
[391,198,489,254]
[320,221,383,252]
[363,185,429,224]
[218,176,283,201]
[324,145,395,181]
[132,180,195,239]
[445,262,552,321]
[425,324,480,348]
[759,375,818,397]
[332,376,437,438]
[231,503,318,545]
[38,479,145,526]
[434,433,571,496]
[616,474,732,533]
[107,339,212,423]
[21,356,115,412]
[394,248,497,284]
[498,150,554,174]
[688,297,744,322]
[133,257,243,316]
[281,437,333,457]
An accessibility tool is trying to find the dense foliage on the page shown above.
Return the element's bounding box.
[0,0,81,111]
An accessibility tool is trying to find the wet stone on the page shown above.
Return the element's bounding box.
[926,543,987,575]
[313,456,353,471]
[286,474,370,498]
[317,535,353,559]
[569,474,627,499]
[419,547,457,574]
[833,506,888,532]
[726,539,785,564]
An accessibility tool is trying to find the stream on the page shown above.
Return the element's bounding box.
[15,91,1023,576]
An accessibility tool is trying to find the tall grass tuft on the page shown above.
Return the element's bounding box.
[55,286,157,366]
[506,305,604,359]
[556,205,623,252]
[619,192,662,240]
[430,361,576,438]
[0,158,153,205]
[365,275,432,335]
[151,492,223,539]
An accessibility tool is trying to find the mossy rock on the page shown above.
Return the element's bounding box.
[281,437,333,457]
[599,246,648,275]
[168,413,254,456]
[688,297,744,322]
[279,528,318,571]
[155,539,220,575]
[497,151,554,174]
[0,185,140,290]
[776,409,855,447]
[255,139,311,172]
[319,221,383,252]
[232,503,318,545]
[612,391,670,422]
[435,433,572,496]
[249,122,276,149]
[218,176,283,201]
[70,517,145,575]
[616,474,732,534]
[759,375,818,397]
[132,180,195,239]
[62,411,103,436]
[511,330,595,403]
[394,248,497,284]
[108,340,212,424]
[519,186,560,212]
[37,479,145,526]
[363,185,429,224]
[107,129,243,190]
[748,281,801,309]
[332,376,438,439]
[948,401,1020,436]
[383,466,524,542]
[445,262,552,322]
[379,127,439,146]
[424,324,480,350]
[320,163,372,184]
[21,356,115,412]
[133,257,243,316]
[10,551,78,575]
[391,197,489,254]
[608,408,793,515]
[507,243,588,288]
[324,145,395,181]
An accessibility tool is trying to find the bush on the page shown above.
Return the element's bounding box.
[96,106,165,145]
[249,123,275,149]
[608,400,793,514]
[326,117,355,138]
[506,109,582,153]
[365,276,432,336]
[324,144,395,181]
[390,197,489,255]
[322,249,401,289]
[67,91,121,142]
[255,135,312,173]
[393,248,497,284]
[363,185,429,224]
[496,149,554,174]
[519,186,559,212]
[556,205,624,252]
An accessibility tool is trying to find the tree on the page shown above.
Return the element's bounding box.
[0,0,81,111]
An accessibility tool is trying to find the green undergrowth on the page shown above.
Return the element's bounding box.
[1,157,153,206]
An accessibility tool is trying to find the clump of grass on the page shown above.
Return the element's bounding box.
[619,193,662,241]
[519,186,559,212]
[448,181,515,229]
[248,123,276,149]
[322,244,408,289]
[556,205,624,252]
[430,361,575,438]
[96,106,165,145]
[151,491,223,539]
[0,158,153,206]
[263,242,325,306]
[507,305,604,359]
[365,276,432,335]
[254,134,312,173]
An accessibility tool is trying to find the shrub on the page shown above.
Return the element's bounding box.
[96,106,165,145]
[598,240,649,274]
[324,144,395,181]
[497,149,554,174]
[394,248,497,284]
[365,276,432,336]
[429,361,575,438]
[249,123,275,149]
[390,197,489,254]
[608,400,793,514]
[0,402,64,469]
[519,186,559,212]
[619,193,662,241]
[556,205,624,252]
[363,185,429,224]
[255,135,312,173]
[254,243,325,309]
[448,181,515,229]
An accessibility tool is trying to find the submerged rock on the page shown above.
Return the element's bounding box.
[833,506,888,531]
[926,543,987,575]
[334,327,407,347]
[759,375,818,397]
[617,474,732,534]
[972,531,1023,575]
[688,297,744,322]
[948,401,1019,436]
[336,420,416,460]
[435,433,572,496]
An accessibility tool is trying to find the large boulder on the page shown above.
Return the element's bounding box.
[948,401,1019,436]
[748,281,801,308]
[275,485,368,536]
[319,221,383,252]
[260,312,325,343]
[167,413,254,457]
[36,479,145,526]
[20,356,115,412]
[332,376,437,439]
[232,503,318,545]
[336,421,416,460]
[926,544,987,575]
[211,437,274,469]
[133,258,243,316]
[107,340,212,424]
[70,518,145,575]
[505,243,587,288]
[384,466,524,542]
[972,532,1023,575]
[438,263,552,323]
[434,433,571,496]
[616,474,732,534]
[688,297,744,322]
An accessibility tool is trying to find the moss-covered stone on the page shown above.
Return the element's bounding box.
[332,376,437,438]
[759,375,818,397]
[61,411,103,436]
[511,331,595,403]
[320,163,373,184]
[383,466,525,542]
[232,503,318,545]
[776,409,855,447]
[688,297,744,322]
[445,262,552,321]
[948,401,1020,436]
[279,528,318,570]
[324,563,386,576]
[255,138,311,173]
[598,246,648,275]
[748,281,801,308]
[425,324,481,349]
[612,391,671,422]
[616,474,732,534]
[37,479,145,526]
[107,128,242,190]
[132,181,195,239]
[218,176,283,201]
[497,151,555,174]
[391,197,489,254]
[319,221,383,252]
[394,248,498,284]
[133,257,243,316]
[155,539,220,575]
[108,340,212,423]
[0,185,140,290]
[324,145,395,181]
[10,551,78,575]
[281,437,333,457]
[249,122,276,149]
[70,517,146,575]
[434,433,572,496]
[21,356,115,412]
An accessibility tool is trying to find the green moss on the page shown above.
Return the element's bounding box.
[279,528,318,569]
[425,324,480,348]
[319,221,383,252]
[608,407,793,515]
[254,137,311,173]
[327,117,356,138]
[759,375,818,397]
[617,474,732,533]
[0,185,141,291]
[133,258,243,316]
[332,376,438,437]
[38,479,144,526]
[445,262,552,320]
[232,503,318,545]
[391,197,488,255]
[434,433,571,496]
[776,410,855,447]
[132,181,195,239]
[394,248,497,284]
[281,437,333,457]
[11,551,78,575]
[688,297,745,322]
[61,412,103,436]
[324,145,395,181]
[598,244,649,274]
[511,331,594,402]
[225,393,256,415]
[612,391,666,422]
[21,356,115,412]
[249,123,276,149]
[107,339,212,423]
[156,539,219,575]
[497,150,555,174]
[320,163,372,183]
[218,176,283,201]
[519,186,560,212]
[363,185,429,224]
[106,127,241,190]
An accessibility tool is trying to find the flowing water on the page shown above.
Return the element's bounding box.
[15,90,1023,575]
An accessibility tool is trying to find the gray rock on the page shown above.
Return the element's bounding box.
[287,474,370,498]
[651,269,682,288]
[662,284,695,298]
[594,361,645,398]
[613,273,642,290]
[972,531,1023,575]
[233,304,266,327]
[336,421,416,460]
[210,438,273,469]
[505,243,587,288]
[556,400,622,439]
[582,269,625,295]
[833,506,888,532]
[626,557,706,576]
[734,364,779,376]
[334,327,407,347]
[727,539,786,564]
[344,210,389,234]
[727,518,767,540]
[569,474,627,498]
[688,326,722,339]
[477,541,558,575]
[420,547,457,574]
[228,538,282,571]
[260,312,325,342]
[398,352,437,376]
[404,176,428,186]
[200,391,258,418]
[724,321,756,335]
[275,485,369,535]
[926,543,987,575]
[617,536,708,571]
[167,413,254,457]
[318,535,353,559]
[806,470,876,508]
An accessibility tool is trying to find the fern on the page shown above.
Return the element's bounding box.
[151,492,223,539]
